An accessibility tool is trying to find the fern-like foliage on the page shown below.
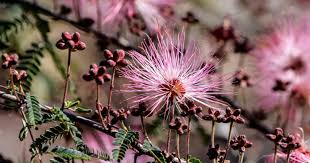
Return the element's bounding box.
[84,149,111,161]
[17,43,45,91]
[112,129,139,162]
[25,93,42,127]
[0,14,31,49]
[50,146,91,160]
[31,123,67,150]
[189,156,202,163]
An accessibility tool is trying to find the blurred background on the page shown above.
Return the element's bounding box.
[0,0,310,162]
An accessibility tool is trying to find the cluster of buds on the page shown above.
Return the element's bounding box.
[110,109,131,125]
[12,70,28,83]
[82,64,111,85]
[99,49,128,68]
[207,144,226,161]
[280,134,301,152]
[180,100,202,117]
[169,117,188,135]
[211,18,235,42]
[56,32,86,51]
[1,53,18,69]
[232,69,253,88]
[266,128,301,153]
[202,108,222,122]
[230,135,253,153]
[222,108,245,124]
[131,103,152,117]
[266,128,284,145]
[182,12,199,24]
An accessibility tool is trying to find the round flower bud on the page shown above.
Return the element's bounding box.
[61,32,72,41]
[114,49,125,62]
[10,54,19,65]
[97,66,106,76]
[107,59,116,67]
[103,49,113,59]
[19,70,28,80]
[56,40,67,49]
[2,61,9,69]
[67,40,76,49]
[118,59,129,67]
[95,76,104,85]
[72,32,81,43]
[2,53,9,60]
[82,73,94,81]
[76,41,86,50]
[103,73,112,81]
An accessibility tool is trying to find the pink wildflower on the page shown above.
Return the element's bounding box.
[120,30,225,117]
[253,16,310,117]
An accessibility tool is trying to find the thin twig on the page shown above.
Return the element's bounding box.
[274,144,278,163]
[96,84,106,128]
[61,49,72,109]
[186,116,191,163]
[107,67,116,124]
[176,133,181,163]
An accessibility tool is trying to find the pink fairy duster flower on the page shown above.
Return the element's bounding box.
[253,16,310,117]
[120,30,225,117]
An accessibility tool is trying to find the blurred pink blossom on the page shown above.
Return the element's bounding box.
[253,16,310,126]
[58,0,175,34]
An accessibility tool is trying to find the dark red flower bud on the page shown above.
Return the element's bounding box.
[1,53,8,60]
[97,66,106,76]
[114,49,126,62]
[103,49,113,59]
[103,74,112,81]
[72,32,81,43]
[95,76,104,85]
[10,54,18,64]
[56,40,67,49]
[76,41,86,50]
[67,40,76,49]
[61,32,72,41]
[82,73,94,81]
[2,61,9,69]
[118,59,129,67]
[19,70,28,80]
[107,60,116,67]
